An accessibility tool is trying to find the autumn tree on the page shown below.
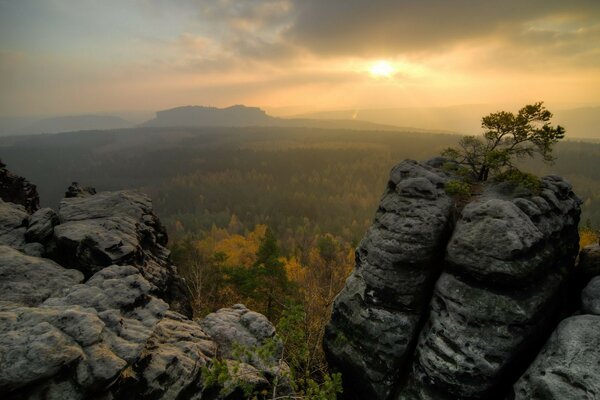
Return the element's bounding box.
[442,102,565,181]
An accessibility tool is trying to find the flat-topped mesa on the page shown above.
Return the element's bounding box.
[323,159,455,400]
[324,159,582,400]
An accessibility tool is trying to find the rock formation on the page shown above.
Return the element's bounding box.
[325,159,590,400]
[0,166,286,400]
[0,161,39,213]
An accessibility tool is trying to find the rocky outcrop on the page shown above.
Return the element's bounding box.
[512,315,600,399]
[325,160,583,400]
[582,276,600,315]
[65,182,97,198]
[324,160,454,399]
[0,245,83,306]
[407,176,580,399]
[25,207,59,243]
[0,166,286,400]
[49,189,191,317]
[0,161,39,213]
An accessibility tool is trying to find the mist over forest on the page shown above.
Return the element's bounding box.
[2,125,599,249]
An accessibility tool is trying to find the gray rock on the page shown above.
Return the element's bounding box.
[0,245,83,306]
[513,315,600,399]
[200,304,292,397]
[115,311,216,399]
[405,175,580,399]
[0,265,168,397]
[22,242,44,257]
[25,207,59,243]
[579,244,600,281]
[581,276,600,315]
[408,271,565,399]
[446,199,547,284]
[51,190,191,316]
[201,304,278,361]
[0,199,29,250]
[324,160,453,400]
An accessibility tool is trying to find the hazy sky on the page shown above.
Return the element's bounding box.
[1,0,600,117]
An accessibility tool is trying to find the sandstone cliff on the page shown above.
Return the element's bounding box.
[325,159,599,400]
[0,167,287,400]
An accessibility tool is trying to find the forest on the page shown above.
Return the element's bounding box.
[1,126,599,393]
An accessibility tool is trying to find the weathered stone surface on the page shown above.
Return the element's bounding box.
[0,265,168,397]
[0,161,39,213]
[201,304,277,359]
[115,311,216,399]
[50,189,191,317]
[25,207,59,243]
[0,246,83,306]
[578,244,600,281]
[0,199,29,250]
[201,304,293,397]
[406,175,580,399]
[324,160,453,400]
[0,165,286,400]
[513,315,600,399]
[581,276,600,315]
[408,271,565,399]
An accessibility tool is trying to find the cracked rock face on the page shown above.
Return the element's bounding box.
[50,190,192,317]
[0,264,168,397]
[513,315,600,399]
[325,161,582,400]
[0,245,84,306]
[323,160,454,400]
[0,165,286,400]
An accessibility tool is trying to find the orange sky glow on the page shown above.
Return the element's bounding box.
[1,1,599,118]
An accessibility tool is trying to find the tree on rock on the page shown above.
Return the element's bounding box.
[442,102,565,181]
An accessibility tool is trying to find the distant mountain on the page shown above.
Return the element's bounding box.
[141,105,273,128]
[15,115,133,135]
[292,105,600,139]
[141,104,443,132]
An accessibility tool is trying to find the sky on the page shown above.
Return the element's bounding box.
[1,0,600,118]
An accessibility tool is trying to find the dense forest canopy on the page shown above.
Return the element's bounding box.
[1,126,599,243]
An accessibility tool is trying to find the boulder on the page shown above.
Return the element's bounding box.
[513,315,600,399]
[0,199,29,250]
[25,207,59,243]
[115,311,216,399]
[324,160,453,399]
[50,189,191,317]
[581,276,600,315]
[0,265,168,397]
[0,246,83,306]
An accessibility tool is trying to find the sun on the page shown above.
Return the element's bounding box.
[369,60,395,78]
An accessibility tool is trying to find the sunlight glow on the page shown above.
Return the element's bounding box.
[369,60,395,78]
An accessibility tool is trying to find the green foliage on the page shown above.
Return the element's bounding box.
[493,169,541,193]
[201,304,343,400]
[442,102,565,181]
[444,179,472,198]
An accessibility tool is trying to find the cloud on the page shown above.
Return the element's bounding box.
[284,0,600,57]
